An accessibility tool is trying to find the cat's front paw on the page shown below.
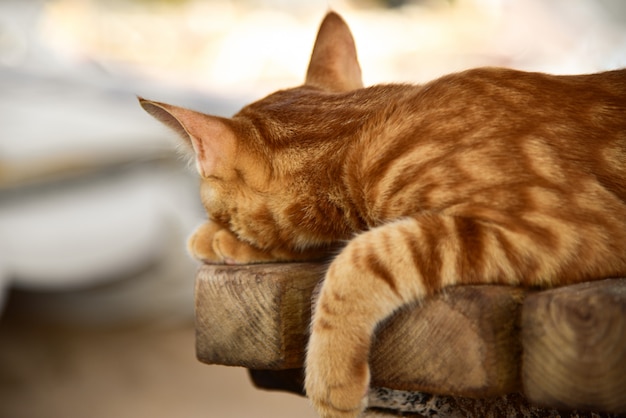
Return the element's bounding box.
[187,221,276,264]
[304,325,370,418]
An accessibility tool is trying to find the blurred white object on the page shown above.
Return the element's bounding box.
[0,162,198,289]
[0,0,227,320]
[0,159,206,324]
[0,69,208,320]
[28,0,626,97]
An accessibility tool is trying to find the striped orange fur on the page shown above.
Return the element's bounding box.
[140,12,626,418]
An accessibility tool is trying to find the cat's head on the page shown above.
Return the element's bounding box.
[139,12,364,252]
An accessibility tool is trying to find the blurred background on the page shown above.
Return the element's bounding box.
[0,0,624,417]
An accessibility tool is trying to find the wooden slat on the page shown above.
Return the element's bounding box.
[370,285,525,397]
[195,263,524,397]
[194,263,325,369]
[522,278,626,414]
[196,263,626,414]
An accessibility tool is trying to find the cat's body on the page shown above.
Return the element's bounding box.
[140,12,626,418]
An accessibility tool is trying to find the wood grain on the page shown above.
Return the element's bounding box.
[196,263,524,397]
[195,263,325,369]
[521,278,626,414]
[370,285,525,397]
[195,263,626,414]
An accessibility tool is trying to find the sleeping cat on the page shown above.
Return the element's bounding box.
[139,12,626,418]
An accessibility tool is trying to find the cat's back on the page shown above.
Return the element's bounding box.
[431,67,626,179]
[414,67,626,128]
[355,67,626,155]
[348,67,626,223]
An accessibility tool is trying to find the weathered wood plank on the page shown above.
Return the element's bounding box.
[195,263,325,369]
[195,263,524,397]
[522,278,626,414]
[370,285,525,397]
[196,263,626,414]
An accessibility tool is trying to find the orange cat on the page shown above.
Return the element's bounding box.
[140,12,626,418]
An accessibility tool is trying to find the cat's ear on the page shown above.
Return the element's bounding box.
[305,12,363,92]
[138,98,237,178]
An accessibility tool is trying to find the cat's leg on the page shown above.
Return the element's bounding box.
[188,220,279,264]
[304,212,604,418]
[305,217,434,417]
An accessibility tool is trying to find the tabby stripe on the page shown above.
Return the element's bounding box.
[405,216,444,295]
[364,252,399,296]
[367,135,415,182]
[383,144,460,204]
[454,217,486,284]
[493,226,537,286]
[362,133,425,198]
[314,317,335,331]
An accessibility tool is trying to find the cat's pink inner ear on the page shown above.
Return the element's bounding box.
[139,98,194,149]
[305,12,363,92]
[138,98,236,178]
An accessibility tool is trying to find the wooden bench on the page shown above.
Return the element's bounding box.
[194,263,626,417]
